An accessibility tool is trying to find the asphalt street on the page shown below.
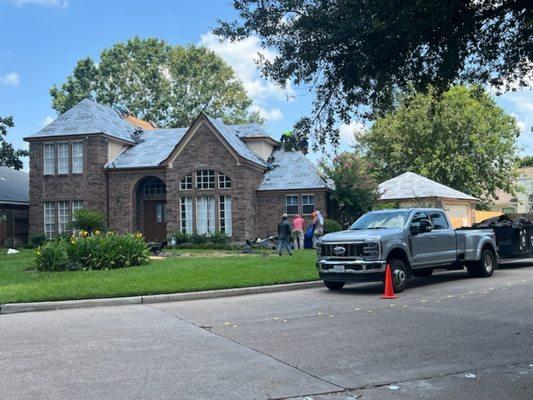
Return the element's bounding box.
[1,263,532,399]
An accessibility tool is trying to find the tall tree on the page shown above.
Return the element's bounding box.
[320,152,378,225]
[50,37,262,127]
[0,116,28,170]
[360,85,521,205]
[216,0,531,145]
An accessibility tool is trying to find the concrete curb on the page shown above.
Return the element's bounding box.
[0,281,323,315]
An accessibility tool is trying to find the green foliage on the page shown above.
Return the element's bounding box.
[517,156,533,168]
[172,243,240,251]
[0,115,28,170]
[50,37,262,127]
[71,209,106,233]
[216,1,530,146]
[28,234,47,249]
[360,85,520,205]
[323,219,343,234]
[170,231,230,247]
[320,152,378,225]
[172,231,191,245]
[190,233,210,244]
[209,231,229,244]
[280,130,308,153]
[35,232,149,272]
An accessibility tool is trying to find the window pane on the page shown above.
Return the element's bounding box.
[286,195,299,215]
[196,170,215,189]
[72,142,83,174]
[44,144,55,175]
[44,202,55,239]
[57,143,69,174]
[219,196,232,235]
[302,195,315,214]
[180,197,193,234]
[429,212,448,230]
[143,178,166,196]
[156,203,165,223]
[196,196,215,234]
[180,175,192,190]
[218,174,231,189]
[58,201,70,233]
[410,212,429,228]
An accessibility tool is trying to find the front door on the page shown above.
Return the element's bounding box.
[144,201,167,242]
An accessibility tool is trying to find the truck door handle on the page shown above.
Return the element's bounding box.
[429,235,437,239]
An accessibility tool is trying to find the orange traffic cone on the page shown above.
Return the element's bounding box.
[381,264,398,299]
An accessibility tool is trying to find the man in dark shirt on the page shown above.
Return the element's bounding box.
[277,213,293,256]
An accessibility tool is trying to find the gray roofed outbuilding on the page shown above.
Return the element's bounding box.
[28,99,136,143]
[0,166,29,204]
[106,128,187,169]
[378,172,477,201]
[258,150,332,191]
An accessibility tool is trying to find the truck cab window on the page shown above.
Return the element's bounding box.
[410,211,430,229]
[429,212,449,230]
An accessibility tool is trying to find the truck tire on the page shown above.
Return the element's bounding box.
[413,268,433,278]
[387,259,407,293]
[467,249,496,278]
[324,281,345,290]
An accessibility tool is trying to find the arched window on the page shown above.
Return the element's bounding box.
[143,178,166,196]
[218,174,231,189]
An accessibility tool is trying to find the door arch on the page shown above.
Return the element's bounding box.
[135,176,167,242]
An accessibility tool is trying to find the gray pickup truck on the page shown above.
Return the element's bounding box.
[316,208,498,292]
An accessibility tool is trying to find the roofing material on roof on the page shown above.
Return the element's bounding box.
[258,150,332,191]
[106,128,188,169]
[378,172,477,201]
[28,99,136,143]
[0,166,29,204]
[229,123,270,138]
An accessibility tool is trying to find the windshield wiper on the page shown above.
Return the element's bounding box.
[350,228,361,230]
[366,227,389,229]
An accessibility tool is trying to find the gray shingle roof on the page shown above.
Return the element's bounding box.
[379,172,477,201]
[230,123,270,138]
[205,116,268,167]
[106,128,187,169]
[29,99,136,143]
[0,167,29,204]
[258,150,332,191]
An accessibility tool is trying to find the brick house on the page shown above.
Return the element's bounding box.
[24,99,332,242]
[0,166,29,247]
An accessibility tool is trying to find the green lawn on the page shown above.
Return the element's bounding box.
[0,249,319,304]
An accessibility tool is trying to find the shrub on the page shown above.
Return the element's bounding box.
[324,218,343,234]
[190,233,209,244]
[172,231,191,245]
[169,231,230,248]
[210,231,229,244]
[29,234,47,248]
[35,231,149,272]
[71,209,106,233]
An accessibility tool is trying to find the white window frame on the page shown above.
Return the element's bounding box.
[57,142,69,175]
[302,194,315,215]
[72,142,83,174]
[180,175,193,190]
[43,143,55,175]
[196,170,215,189]
[196,196,216,234]
[180,197,193,234]
[219,195,232,236]
[218,174,231,189]
[57,201,70,234]
[286,195,299,215]
[44,202,55,239]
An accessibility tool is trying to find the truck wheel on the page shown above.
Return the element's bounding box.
[413,269,433,278]
[324,281,345,290]
[467,249,496,278]
[387,259,407,293]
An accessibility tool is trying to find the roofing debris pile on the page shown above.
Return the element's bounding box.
[473,214,532,228]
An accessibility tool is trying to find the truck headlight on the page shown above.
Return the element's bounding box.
[362,241,380,260]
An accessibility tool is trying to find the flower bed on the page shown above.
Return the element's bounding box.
[35,231,149,272]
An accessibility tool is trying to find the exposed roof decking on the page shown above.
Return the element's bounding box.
[28,99,136,143]
[378,172,477,201]
[0,166,29,204]
[106,128,187,169]
[258,150,332,191]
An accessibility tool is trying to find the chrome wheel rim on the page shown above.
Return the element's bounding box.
[484,253,493,273]
[393,268,406,287]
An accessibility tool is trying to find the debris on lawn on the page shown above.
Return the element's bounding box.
[464,373,477,379]
[7,248,20,255]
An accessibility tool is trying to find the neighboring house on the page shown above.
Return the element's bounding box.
[0,166,29,247]
[378,172,478,227]
[492,167,533,214]
[24,99,331,242]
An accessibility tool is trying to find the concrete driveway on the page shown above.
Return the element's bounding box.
[1,265,532,399]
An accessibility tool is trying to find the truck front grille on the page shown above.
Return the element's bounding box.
[321,243,363,258]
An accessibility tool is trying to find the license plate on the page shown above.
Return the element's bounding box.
[333,265,345,273]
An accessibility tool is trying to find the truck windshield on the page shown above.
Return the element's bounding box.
[349,211,411,230]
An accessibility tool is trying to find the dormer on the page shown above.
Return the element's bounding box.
[230,123,279,162]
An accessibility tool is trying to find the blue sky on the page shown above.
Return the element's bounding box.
[0,0,531,172]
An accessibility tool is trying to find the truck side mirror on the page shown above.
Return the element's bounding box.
[411,219,433,234]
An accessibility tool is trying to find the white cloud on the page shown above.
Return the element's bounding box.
[0,72,20,86]
[339,120,366,145]
[251,105,283,121]
[199,32,294,103]
[42,115,55,126]
[6,0,69,7]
